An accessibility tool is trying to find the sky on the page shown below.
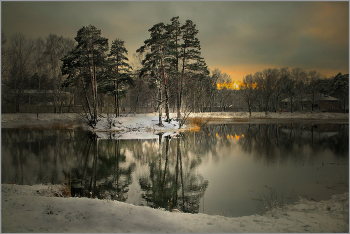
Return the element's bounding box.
[1,1,349,82]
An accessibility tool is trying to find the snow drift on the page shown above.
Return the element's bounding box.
[1,184,348,233]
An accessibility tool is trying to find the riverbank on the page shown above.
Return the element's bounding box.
[189,111,349,125]
[1,184,348,233]
[1,112,348,129]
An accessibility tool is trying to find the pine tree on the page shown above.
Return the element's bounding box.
[330,73,349,113]
[137,17,208,124]
[102,39,133,117]
[165,17,182,119]
[179,20,209,117]
[137,22,169,125]
[61,25,108,126]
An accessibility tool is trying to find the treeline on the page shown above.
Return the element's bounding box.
[238,68,349,115]
[2,17,348,123]
[1,32,76,112]
[1,17,239,126]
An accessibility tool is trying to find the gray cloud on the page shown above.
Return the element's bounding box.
[1,1,348,80]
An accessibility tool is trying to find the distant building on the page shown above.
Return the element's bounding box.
[2,89,83,113]
[281,93,340,112]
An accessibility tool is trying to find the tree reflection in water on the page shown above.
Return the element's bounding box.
[138,134,209,214]
[66,132,136,201]
[1,123,347,215]
[236,124,349,164]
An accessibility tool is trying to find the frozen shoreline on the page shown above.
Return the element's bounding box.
[1,111,349,129]
[1,184,348,233]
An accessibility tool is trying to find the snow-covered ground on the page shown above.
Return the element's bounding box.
[92,114,185,139]
[1,111,348,134]
[189,111,349,120]
[1,184,348,233]
[2,111,348,123]
[1,112,348,140]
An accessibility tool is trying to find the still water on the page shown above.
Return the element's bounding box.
[2,123,348,217]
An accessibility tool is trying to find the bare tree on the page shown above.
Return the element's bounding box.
[291,67,308,111]
[272,67,291,111]
[1,31,11,78]
[6,33,35,112]
[45,34,75,113]
[240,74,259,116]
[205,68,221,112]
[306,70,322,111]
[216,72,233,111]
[255,68,279,115]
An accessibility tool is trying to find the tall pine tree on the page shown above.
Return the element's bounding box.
[137,17,208,124]
[165,17,183,119]
[101,39,133,117]
[137,22,170,125]
[61,25,108,126]
[179,20,209,117]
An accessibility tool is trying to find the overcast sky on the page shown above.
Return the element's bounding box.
[1,1,349,81]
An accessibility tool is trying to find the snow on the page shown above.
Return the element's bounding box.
[1,184,348,233]
[92,114,184,139]
[2,112,348,124]
[91,111,349,139]
[2,111,348,138]
[188,111,349,120]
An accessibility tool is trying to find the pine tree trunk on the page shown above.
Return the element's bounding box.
[80,75,93,120]
[117,83,119,117]
[158,86,163,126]
[177,92,181,120]
[93,63,98,122]
[159,42,169,122]
[115,64,120,117]
[114,80,117,117]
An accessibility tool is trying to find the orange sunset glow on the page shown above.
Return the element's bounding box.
[217,82,242,90]
[216,81,257,90]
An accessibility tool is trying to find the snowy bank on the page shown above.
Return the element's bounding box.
[1,184,349,233]
[2,112,348,126]
[1,112,348,138]
[189,111,349,120]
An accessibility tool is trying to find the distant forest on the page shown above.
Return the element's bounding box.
[2,16,349,124]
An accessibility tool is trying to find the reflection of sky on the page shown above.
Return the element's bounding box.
[196,131,348,217]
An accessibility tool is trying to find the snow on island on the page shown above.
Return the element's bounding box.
[91,114,186,140]
[1,184,348,233]
[69,111,350,139]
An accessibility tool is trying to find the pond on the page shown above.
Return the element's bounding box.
[2,123,348,217]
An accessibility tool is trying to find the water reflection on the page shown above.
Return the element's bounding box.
[1,129,209,214]
[69,133,136,201]
[196,124,348,165]
[1,123,348,216]
[138,135,209,213]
